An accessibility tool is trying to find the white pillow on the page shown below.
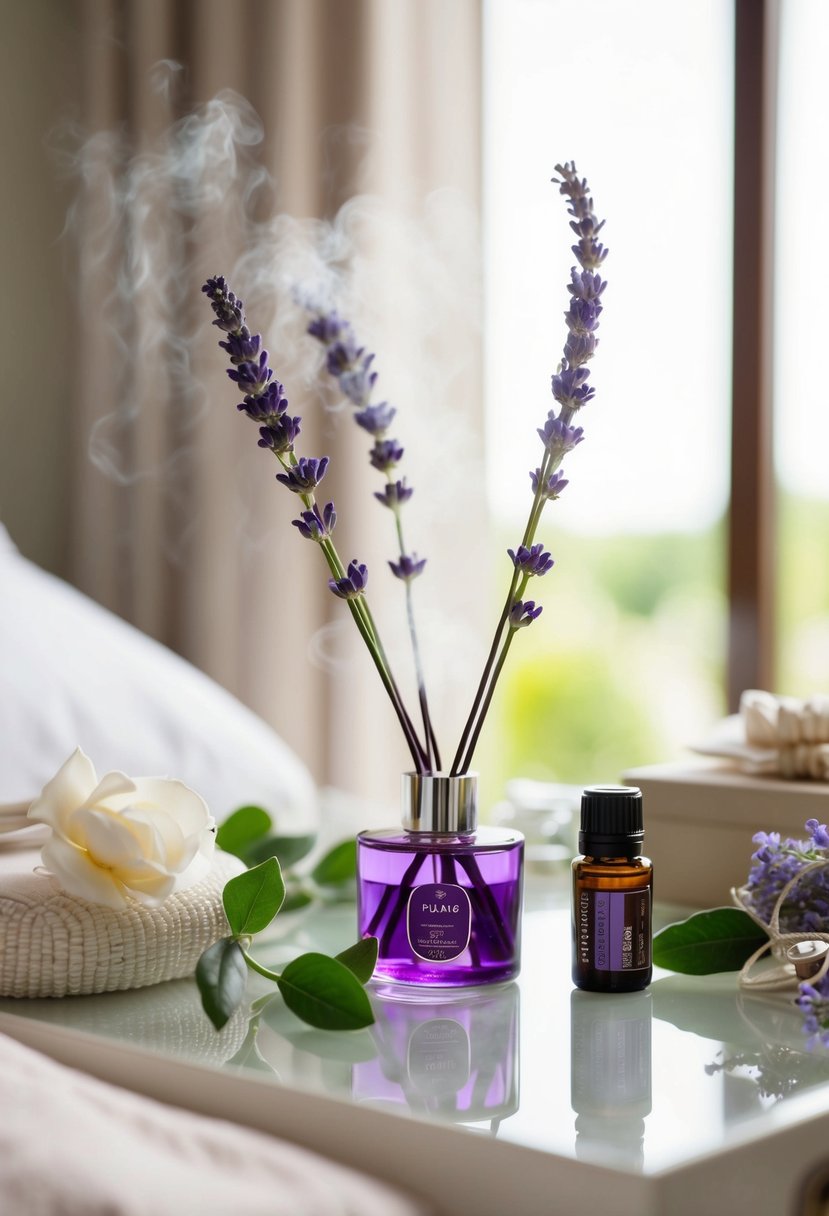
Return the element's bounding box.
[0,527,316,828]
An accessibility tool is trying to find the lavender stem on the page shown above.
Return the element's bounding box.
[454,628,518,796]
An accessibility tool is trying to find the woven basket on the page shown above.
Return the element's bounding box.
[0,850,245,998]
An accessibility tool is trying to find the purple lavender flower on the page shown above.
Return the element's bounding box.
[553,162,608,270]
[744,826,829,932]
[219,330,261,364]
[354,402,397,435]
[565,297,603,335]
[340,355,378,406]
[508,544,555,577]
[275,456,330,494]
[307,312,346,345]
[238,380,288,423]
[808,819,829,849]
[508,600,543,629]
[217,330,260,362]
[389,553,427,582]
[374,479,413,509]
[202,276,245,332]
[563,332,598,368]
[325,333,363,376]
[370,439,404,472]
[204,279,300,450]
[542,173,606,437]
[227,350,272,396]
[551,364,595,411]
[537,415,585,456]
[329,559,368,600]
[307,311,394,431]
[530,468,569,500]
[257,416,301,453]
[292,502,337,541]
[797,974,829,1049]
[568,268,607,302]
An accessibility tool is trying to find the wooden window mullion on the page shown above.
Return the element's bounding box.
[728,0,779,708]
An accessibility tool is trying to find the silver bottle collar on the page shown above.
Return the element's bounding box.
[401,772,478,834]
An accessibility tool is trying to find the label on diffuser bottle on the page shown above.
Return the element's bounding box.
[407,882,471,963]
[407,1019,471,1096]
[578,887,651,972]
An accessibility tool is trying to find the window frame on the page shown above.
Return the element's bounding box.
[727,0,780,708]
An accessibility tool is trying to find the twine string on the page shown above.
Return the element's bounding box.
[733,857,829,991]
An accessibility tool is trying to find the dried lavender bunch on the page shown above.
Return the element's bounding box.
[449,162,605,775]
[744,819,829,1050]
[202,276,429,773]
[306,309,440,770]
[744,820,829,931]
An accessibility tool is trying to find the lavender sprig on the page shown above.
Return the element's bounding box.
[202,277,429,773]
[306,307,441,771]
[744,820,829,932]
[450,162,606,775]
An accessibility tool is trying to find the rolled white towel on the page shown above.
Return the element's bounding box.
[0,849,244,998]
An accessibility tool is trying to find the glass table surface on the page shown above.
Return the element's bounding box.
[1,868,827,1185]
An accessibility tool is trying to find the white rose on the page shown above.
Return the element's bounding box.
[28,748,216,910]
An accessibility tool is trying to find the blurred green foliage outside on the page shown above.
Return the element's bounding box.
[477,520,727,806]
[476,493,829,808]
[777,494,829,696]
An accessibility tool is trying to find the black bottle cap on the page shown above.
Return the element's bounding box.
[579,785,644,855]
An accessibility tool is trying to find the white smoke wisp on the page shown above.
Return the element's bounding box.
[60,68,489,713]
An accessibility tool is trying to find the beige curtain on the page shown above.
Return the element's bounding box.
[70,0,486,805]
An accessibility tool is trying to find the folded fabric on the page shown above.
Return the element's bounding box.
[0,1031,434,1216]
[691,690,829,780]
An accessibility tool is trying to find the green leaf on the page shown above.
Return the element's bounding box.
[223,858,285,936]
[216,805,272,858]
[242,833,317,870]
[653,907,769,975]
[311,839,357,886]
[335,937,378,985]
[196,938,247,1030]
[277,952,375,1030]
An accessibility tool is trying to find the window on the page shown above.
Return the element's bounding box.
[775,0,829,697]
[482,0,734,789]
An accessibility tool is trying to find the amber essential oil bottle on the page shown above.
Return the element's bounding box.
[571,785,652,993]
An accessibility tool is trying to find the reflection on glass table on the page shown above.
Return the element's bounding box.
[0,975,247,1066]
[652,972,829,1113]
[353,982,519,1134]
[570,989,651,1169]
[2,883,829,1180]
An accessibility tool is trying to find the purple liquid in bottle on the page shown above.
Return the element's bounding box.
[357,774,524,986]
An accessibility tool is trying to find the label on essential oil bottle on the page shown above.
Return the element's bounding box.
[407,882,471,962]
[577,888,651,972]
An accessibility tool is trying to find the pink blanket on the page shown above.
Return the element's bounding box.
[0,1032,433,1216]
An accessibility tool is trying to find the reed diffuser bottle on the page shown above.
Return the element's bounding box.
[571,785,652,993]
[357,773,524,986]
